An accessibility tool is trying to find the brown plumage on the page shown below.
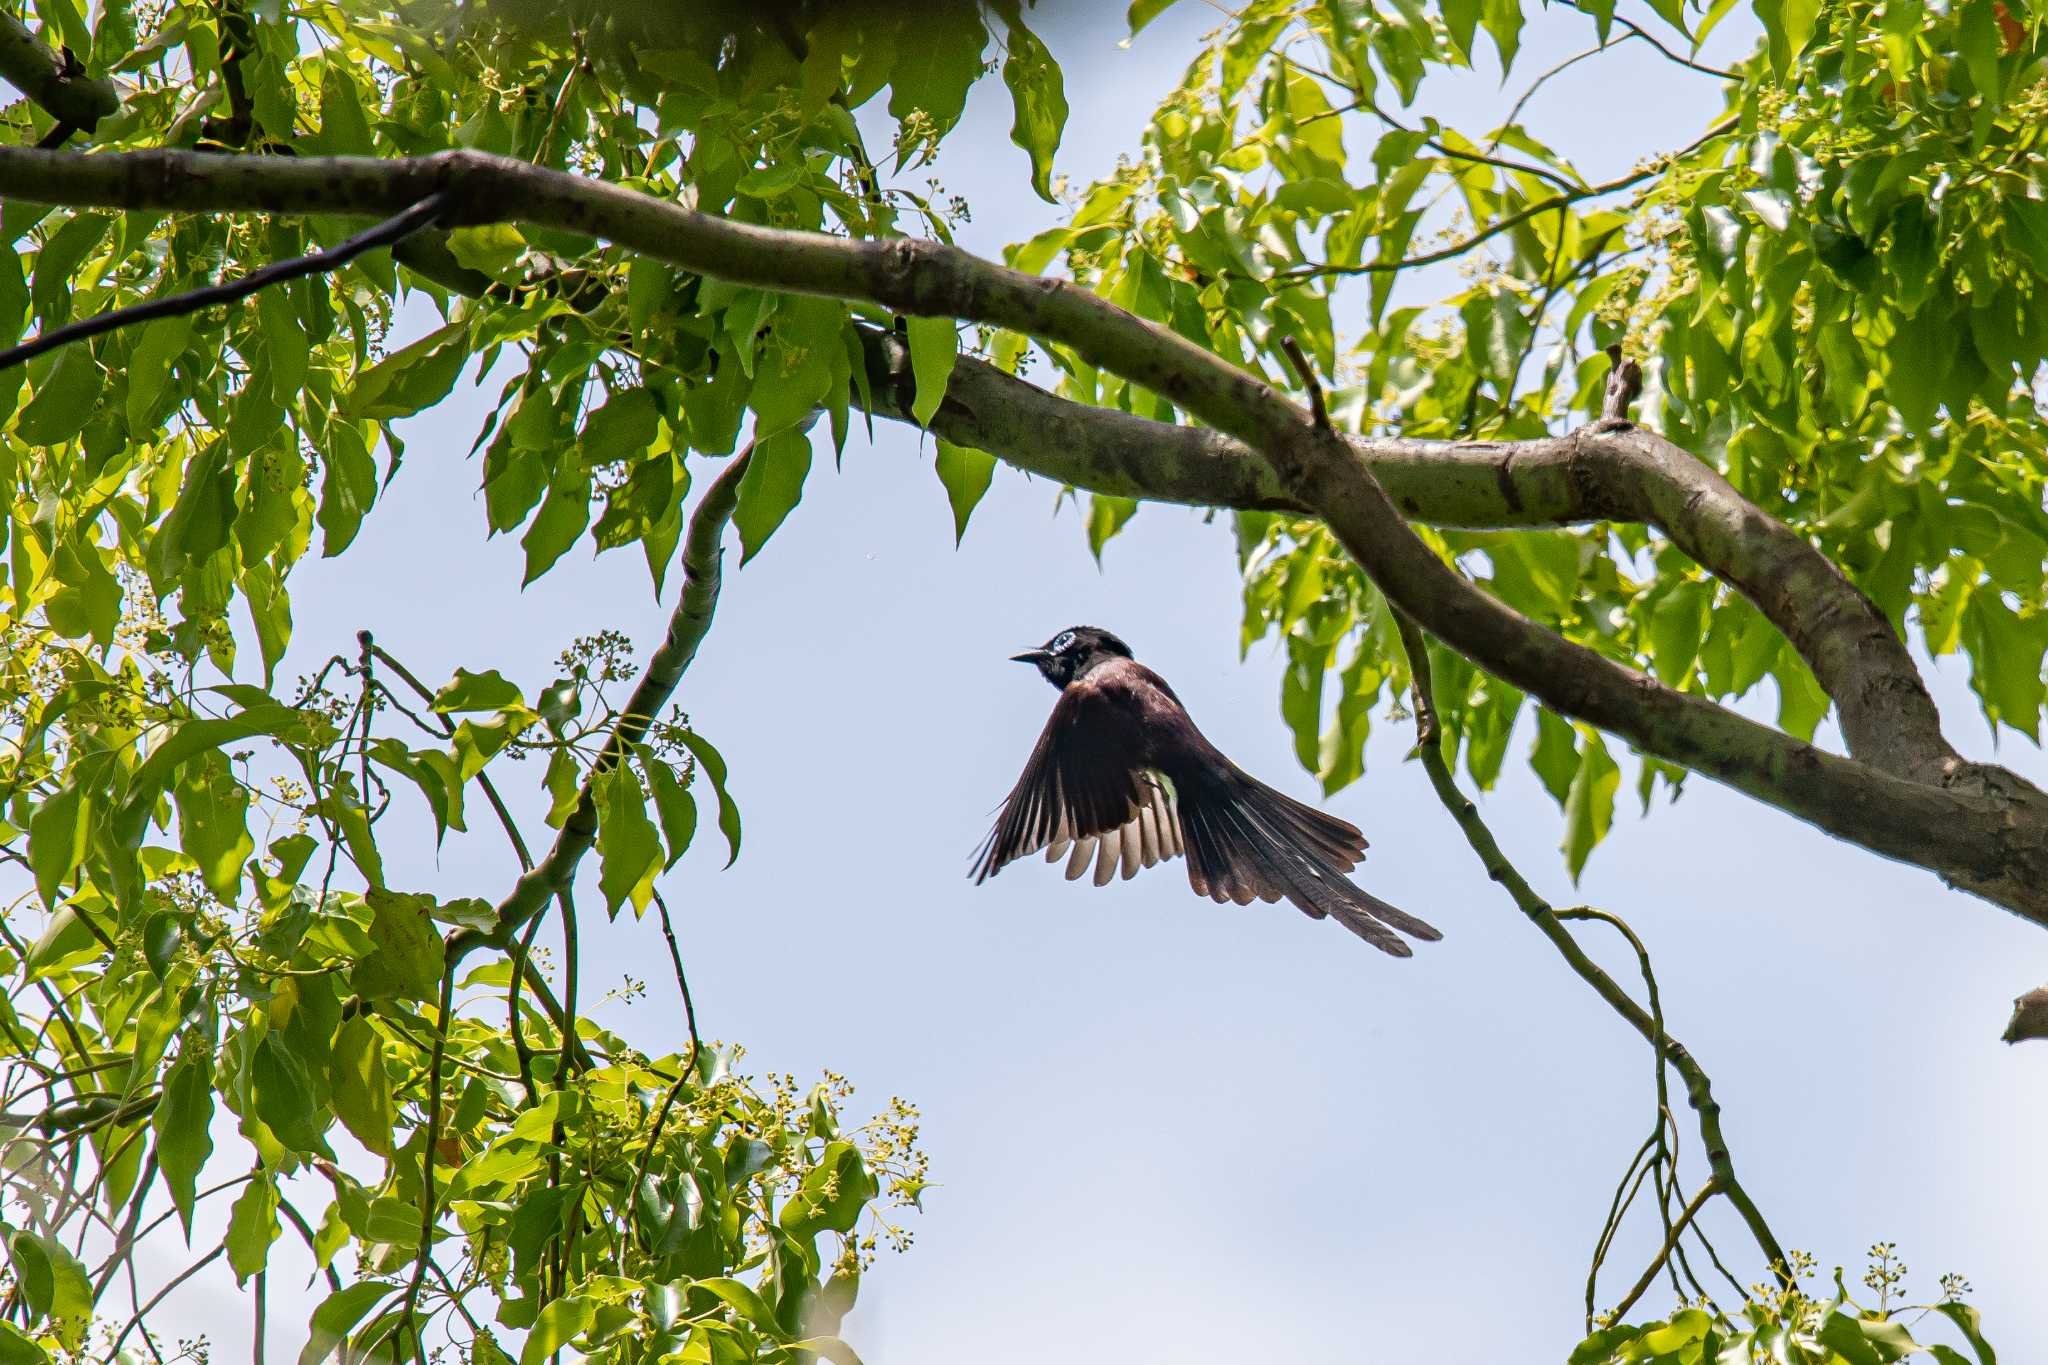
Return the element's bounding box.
[974,626,1440,957]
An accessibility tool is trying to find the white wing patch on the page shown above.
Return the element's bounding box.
[1041,771,1184,886]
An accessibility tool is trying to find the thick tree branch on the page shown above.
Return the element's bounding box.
[864,329,1958,783]
[2,147,2045,941]
[0,16,119,132]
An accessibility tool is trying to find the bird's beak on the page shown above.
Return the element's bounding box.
[1010,648,1052,666]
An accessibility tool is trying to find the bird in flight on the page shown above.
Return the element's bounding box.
[973,626,1441,957]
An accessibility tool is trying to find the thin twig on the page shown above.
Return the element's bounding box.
[1608,1180,1721,1321]
[1393,614,1792,1295]
[365,639,588,1067]
[109,1246,224,1355]
[400,958,457,1365]
[628,886,705,1245]
[1278,337,1330,431]
[0,190,453,372]
[1274,118,1736,282]
[252,1269,267,1365]
[1495,42,1612,145]
[1558,1,1742,81]
[276,1195,345,1292]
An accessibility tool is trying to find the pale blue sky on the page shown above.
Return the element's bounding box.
[142,4,2048,1361]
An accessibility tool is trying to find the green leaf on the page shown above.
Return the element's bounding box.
[354,888,445,1003]
[1958,0,2003,102]
[23,907,95,979]
[297,1282,397,1365]
[886,4,987,138]
[2002,194,2048,278]
[749,297,838,437]
[41,533,121,647]
[260,286,308,406]
[0,249,23,352]
[225,1171,281,1284]
[4,1233,50,1322]
[447,224,528,279]
[173,748,253,902]
[27,779,90,905]
[316,62,374,156]
[695,1278,782,1335]
[1460,289,1533,386]
[318,420,378,556]
[1817,1312,1888,1365]
[1561,727,1619,881]
[644,754,698,870]
[580,386,659,455]
[1127,0,1180,34]
[35,1236,89,1351]
[1884,305,1948,436]
[16,348,104,447]
[521,1294,595,1365]
[346,319,470,420]
[433,668,524,712]
[153,1047,216,1235]
[905,316,958,427]
[1932,1303,1996,1365]
[125,313,192,428]
[934,440,996,543]
[734,425,815,565]
[1756,0,1821,74]
[1003,14,1068,203]
[1086,494,1139,561]
[677,729,742,867]
[595,763,662,917]
[0,1322,48,1365]
[521,465,592,585]
[1480,0,1524,71]
[1775,646,1833,741]
[1647,581,1708,686]
[253,1034,327,1151]
[329,1016,396,1157]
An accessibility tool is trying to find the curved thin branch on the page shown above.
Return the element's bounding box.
[1396,615,1791,1289]
[0,146,2043,937]
[1269,118,1735,282]
[1609,1180,1722,1321]
[0,191,453,373]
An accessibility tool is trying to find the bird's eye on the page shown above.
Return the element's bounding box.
[1049,630,1076,654]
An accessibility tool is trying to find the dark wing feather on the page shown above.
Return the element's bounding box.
[1169,761,1441,957]
[973,682,1147,883]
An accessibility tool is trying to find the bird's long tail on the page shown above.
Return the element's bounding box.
[1178,769,1442,957]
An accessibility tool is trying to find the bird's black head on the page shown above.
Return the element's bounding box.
[1010,626,1134,689]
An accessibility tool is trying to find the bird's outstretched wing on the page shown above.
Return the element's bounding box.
[976,661,1441,957]
[1165,760,1442,957]
[973,681,1182,888]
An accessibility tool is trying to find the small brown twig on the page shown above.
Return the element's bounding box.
[1279,336,1331,431]
[1599,343,1643,426]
